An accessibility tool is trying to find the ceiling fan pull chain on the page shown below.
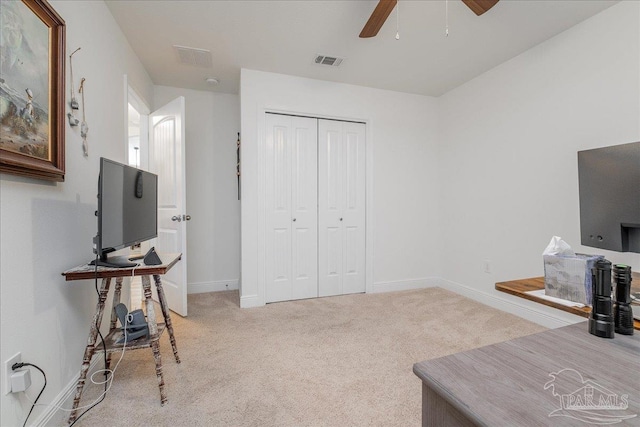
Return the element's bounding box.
[395,0,400,40]
[445,0,449,37]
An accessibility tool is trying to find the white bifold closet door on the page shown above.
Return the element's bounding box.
[264,114,365,303]
[265,114,318,303]
[318,120,366,297]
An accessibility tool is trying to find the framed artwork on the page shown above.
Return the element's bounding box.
[0,0,65,182]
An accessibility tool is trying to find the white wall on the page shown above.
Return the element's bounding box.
[0,1,153,425]
[438,1,640,309]
[211,94,242,287]
[154,87,241,292]
[240,69,440,307]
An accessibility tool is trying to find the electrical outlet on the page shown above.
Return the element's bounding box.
[4,352,21,395]
[483,259,492,274]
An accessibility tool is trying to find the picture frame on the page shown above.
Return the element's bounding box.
[0,0,66,182]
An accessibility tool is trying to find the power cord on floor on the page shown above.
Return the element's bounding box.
[19,333,128,419]
[68,252,110,426]
[11,362,46,427]
[14,254,131,426]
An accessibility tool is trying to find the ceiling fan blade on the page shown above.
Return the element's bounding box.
[359,0,397,38]
[462,0,499,16]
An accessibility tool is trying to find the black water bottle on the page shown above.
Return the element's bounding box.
[589,259,615,338]
[614,264,634,335]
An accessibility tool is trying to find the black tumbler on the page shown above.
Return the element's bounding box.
[614,264,634,335]
[589,259,615,338]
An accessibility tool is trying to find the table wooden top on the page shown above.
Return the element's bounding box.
[62,253,182,281]
[414,322,640,426]
[496,275,640,330]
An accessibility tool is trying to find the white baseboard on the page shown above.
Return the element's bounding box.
[240,294,260,308]
[436,278,585,329]
[371,277,439,293]
[235,277,583,330]
[32,357,102,427]
[188,279,239,294]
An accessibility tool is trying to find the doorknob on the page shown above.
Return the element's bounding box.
[292,218,297,222]
[171,215,182,222]
[340,218,343,221]
[183,215,191,221]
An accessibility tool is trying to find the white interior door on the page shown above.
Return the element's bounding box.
[318,120,366,297]
[265,114,318,303]
[149,96,188,316]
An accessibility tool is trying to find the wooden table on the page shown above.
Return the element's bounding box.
[62,253,182,425]
[496,274,640,331]
[413,322,640,426]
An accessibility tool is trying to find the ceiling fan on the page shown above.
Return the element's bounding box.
[359,0,499,38]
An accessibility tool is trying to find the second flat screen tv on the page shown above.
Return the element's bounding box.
[577,141,640,253]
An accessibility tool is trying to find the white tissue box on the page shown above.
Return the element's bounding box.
[543,253,604,305]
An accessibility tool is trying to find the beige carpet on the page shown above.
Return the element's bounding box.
[73,288,546,426]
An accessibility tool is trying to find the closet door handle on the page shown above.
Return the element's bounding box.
[339,218,343,221]
[292,218,297,222]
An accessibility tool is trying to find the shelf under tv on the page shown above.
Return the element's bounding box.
[98,323,167,354]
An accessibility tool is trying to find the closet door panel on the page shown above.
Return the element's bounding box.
[265,116,292,302]
[265,114,318,302]
[272,227,291,280]
[292,227,313,297]
[319,120,366,297]
[342,122,366,294]
[320,226,342,297]
[291,118,318,300]
[344,226,359,274]
[318,120,344,297]
[325,127,343,214]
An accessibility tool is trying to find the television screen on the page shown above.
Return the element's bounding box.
[578,141,640,253]
[93,158,158,267]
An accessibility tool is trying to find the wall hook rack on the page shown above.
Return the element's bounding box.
[79,77,89,156]
[69,47,81,110]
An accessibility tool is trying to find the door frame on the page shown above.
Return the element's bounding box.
[123,76,151,311]
[256,108,374,306]
[123,75,150,169]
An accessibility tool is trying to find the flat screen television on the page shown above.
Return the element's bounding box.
[91,157,158,267]
[577,141,640,253]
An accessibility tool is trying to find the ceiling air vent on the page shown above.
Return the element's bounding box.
[314,54,344,67]
[173,45,213,68]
